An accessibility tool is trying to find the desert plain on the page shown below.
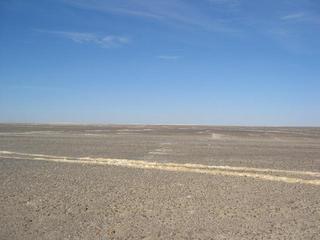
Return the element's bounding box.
[0,124,320,239]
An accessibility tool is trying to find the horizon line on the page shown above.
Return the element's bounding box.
[0,122,319,128]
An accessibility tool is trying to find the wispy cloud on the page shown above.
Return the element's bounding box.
[62,0,239,33]
[280,11,320,25]
[157,55,181,60]
[207,0,240,7]
[38,30,129,48]
[60,0,319,54]
[281,12,305,21]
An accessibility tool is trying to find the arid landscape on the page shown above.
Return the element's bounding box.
[1,124,320,239]
[2,0,320,239]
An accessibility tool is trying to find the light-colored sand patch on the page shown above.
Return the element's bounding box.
[117,129,144,132]
[160,142,172,146]
[211,133,224,139]
[0,131,62,136]
[148,147,172,155]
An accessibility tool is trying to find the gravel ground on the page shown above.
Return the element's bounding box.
[0,124,319,239]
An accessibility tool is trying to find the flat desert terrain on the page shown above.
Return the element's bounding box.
[0,124,320,239]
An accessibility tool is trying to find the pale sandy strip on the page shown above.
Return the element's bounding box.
[1,150,319,177]
[0,151,320,186]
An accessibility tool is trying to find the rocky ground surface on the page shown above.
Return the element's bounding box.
[0,124,320,239]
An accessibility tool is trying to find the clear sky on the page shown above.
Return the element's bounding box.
[0,0,319,126]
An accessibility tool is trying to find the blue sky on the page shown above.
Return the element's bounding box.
[0,0,319,126]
